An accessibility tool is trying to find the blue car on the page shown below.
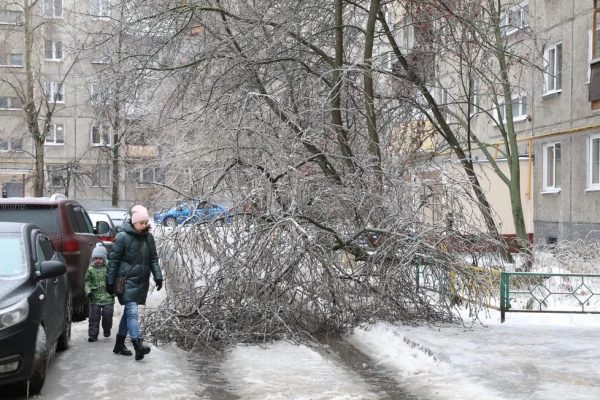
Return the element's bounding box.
[153,201,233,227]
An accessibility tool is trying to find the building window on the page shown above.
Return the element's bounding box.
[0,52,23,67]
[0,138,23,152]
[594,1,600,60]
[44,40,63,61]
[497,94,528,122]
[0,10,23,25]
[469,77,478,116]
[47,165,65,187]
[44,81,64,103]
[396,15,415,52]
[543,142,561,191]
[90,82,111,104]
[501,1,529,36]
[90,0,110,18]
[544,43,562,94]
[137,167,165,184]
[91,124,111,146]
[44,0,63,18]
[45,124,64,145]
[92,165,110,187]
[0,96,22,109]
[589,136,600,189]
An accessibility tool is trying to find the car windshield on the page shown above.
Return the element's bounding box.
[0,206,59,234]
[0,234,26,277]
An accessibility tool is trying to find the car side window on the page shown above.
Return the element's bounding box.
[35,235,52,271]
[39,235,56,260]
[69,205,94,234]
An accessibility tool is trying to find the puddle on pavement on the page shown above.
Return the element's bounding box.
[318,337,423,400]
[187,349,239,400]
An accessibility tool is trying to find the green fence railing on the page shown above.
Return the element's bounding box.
[500,271,600,322]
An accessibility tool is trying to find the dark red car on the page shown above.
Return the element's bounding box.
[0,194,108,321]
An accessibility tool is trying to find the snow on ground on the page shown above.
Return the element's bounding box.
[348,311,600,400]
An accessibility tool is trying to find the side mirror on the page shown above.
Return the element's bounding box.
[96,221,111,235]
[37,260,66,280]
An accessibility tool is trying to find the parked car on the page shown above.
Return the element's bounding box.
[92,208,129,231]
[88,212,117,252]
[0,194,106,321]
[0,222,71,395]
[153,200,233,227]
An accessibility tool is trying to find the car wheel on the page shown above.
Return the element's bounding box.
[57,293,72,352]
[29,326,49,395]
[164,217,177,228]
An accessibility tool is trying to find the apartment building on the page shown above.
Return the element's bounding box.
[387,1,600,244]
[0,0,167,209]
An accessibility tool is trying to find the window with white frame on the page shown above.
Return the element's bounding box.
[44,0,63,18]
[497,94,528,122]
[543,142,561,191]
[47,165,65,187]
[137,167,165,184]
[0,138,23,152]
[92,165,110,187]
[90,82,111,104]
[90,0,110,18]
[501,1,529,36]
[45,124,64,145]
[44,40,63,61]
[469,77,478,116]
[396,15,415,52]
[0,10,22,25]
[0,52,23,67]
[439,87,454,122]
[589,135,600,189]
[544,43,562,94]
[0,96,22,109]
[44,81,64,103]
[91,124,111,146]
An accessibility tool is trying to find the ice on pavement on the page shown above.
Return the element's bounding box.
[349,311,600,400]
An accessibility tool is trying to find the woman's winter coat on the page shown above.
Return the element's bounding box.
[107,220,163,305]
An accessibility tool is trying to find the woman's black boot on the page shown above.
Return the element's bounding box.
[113,334,133,356]
[131,338,151,361]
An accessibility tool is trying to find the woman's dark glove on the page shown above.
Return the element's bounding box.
[154,279,163,291]
[106,284,114,295]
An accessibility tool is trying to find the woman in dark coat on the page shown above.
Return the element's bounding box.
[107,205,163,360]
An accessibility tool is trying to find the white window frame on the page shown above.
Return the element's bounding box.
[543,43,562,94]
[589,135,600,190]
[501,1,529,36]
[45,124,64,145]
[396,15,415,52]
[469,77,478,116]
[90,82,111,104]
[0,96,22,110]
[44,0,63,18]
[44,39,63,61]
[497,94,528,123]
[0,10,23,25]
[90,124,112,147]
[44,81,64,103]
[0,52,23,67]
[90,0,111,19]
[0,138,23,152]
[92,165,110,187]
[542,142,561,192]
[137,167,165,184]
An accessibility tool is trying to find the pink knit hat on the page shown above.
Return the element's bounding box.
[131,205,149,224]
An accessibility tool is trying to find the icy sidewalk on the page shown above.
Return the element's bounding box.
[348,312,600,400]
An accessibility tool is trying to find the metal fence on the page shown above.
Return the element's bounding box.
[500,271,600,322]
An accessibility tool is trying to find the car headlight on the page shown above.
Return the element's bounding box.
[0,298,29,330]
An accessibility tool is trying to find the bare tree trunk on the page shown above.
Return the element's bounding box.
[364,0,383,187]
